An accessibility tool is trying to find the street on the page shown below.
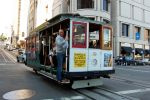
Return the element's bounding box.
[0,48,150,100]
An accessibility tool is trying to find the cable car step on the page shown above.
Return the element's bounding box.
[72,78,103,89]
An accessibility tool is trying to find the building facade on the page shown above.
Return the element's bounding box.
[12,0,29,48]
[12,0,21,47]
[27,0,38,35]
[111,0,150,59]
[36,0,52,27]
[52,0,111,22]
[28,0,53,34]
[19,0,29,48]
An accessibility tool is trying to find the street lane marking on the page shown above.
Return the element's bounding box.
[42,96,85,100]
[116,88,150,95]
[111,76,150,88]
[116,67,150,73]
[0,53,7,63]
[0,63,6,65]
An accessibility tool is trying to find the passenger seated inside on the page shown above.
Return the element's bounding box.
[49,40,57,67]
[89,40,98,48]
[92,40,97,48]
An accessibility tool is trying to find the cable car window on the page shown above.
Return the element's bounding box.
[103,28,111,48]
[72,21,87,48]
[89,23,100,49]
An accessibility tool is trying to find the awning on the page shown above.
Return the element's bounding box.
[121,47,133,53]
[135,48,144,55]
[145,50,150,54]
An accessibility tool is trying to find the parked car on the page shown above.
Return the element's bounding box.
[16,51,26,63]
[4,44,8,49]
[115,56,137,66]
[6,44,16,51]
[115,56,123,65]
[136,58,150,65]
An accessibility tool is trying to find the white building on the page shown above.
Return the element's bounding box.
[19,0,29,41]
[28,0,53,34]
[52,0,111,22]
[13,0,29,48]
[27,0,38,35]
[36,0,53,27]
[112,0,150,59]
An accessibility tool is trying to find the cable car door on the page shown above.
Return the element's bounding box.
[69,20,88,72]
[88,24,102,71]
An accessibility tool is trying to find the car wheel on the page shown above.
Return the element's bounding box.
[17,58,19,62]
[25,61,27,65]
[22,58,24,63]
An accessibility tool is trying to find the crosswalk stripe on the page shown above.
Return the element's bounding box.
[116,88,150,95]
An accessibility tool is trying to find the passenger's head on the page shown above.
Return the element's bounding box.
[59,29,64,37]
[93,40,96,45]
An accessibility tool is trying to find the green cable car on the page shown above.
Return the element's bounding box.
[25,13,115,89]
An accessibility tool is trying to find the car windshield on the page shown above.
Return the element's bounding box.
[117,56,123,59]
[125,56,132,60]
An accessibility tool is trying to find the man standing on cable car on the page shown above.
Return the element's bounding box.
[56,29,68,82]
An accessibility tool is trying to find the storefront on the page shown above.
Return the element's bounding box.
[144,45,150,60]
[120,43,133,56]
[134,44,144,60]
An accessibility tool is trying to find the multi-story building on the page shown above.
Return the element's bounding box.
[36,0,52,27]
[19,0,29,48]
[12,0,21,47]
[28,0,53,34]
[52,0,111,23]
[27,0,38,35]
[112,0,150,59]
[12,0,29,48]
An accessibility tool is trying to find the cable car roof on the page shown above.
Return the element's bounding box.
[48,13,104,25]
[29,13,108,36]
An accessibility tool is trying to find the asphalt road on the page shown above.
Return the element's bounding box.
[0,48,150,100]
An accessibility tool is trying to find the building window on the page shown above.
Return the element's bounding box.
[77,0,94,9]
[145,29,150,42]
[103,0,109,11]
[149,32,150,43]
[122,23,129,37]
[22,32,25,37]
[145,29,149,41]
[144,29,150,42]
[134,26,141,40]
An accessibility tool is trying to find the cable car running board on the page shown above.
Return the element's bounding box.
[72,78,103,89]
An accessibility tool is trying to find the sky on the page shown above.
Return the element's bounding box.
[0,0,54,36]
[0,0,17,35]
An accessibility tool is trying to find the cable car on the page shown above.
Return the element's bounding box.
[25,13,115,89]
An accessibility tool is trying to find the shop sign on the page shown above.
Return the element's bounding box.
[136,32,140,40]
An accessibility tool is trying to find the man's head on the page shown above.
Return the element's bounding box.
[59,29,64,37]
